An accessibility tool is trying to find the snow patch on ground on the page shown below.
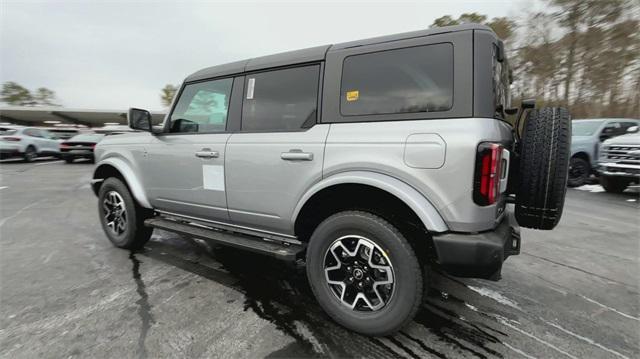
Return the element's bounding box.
[574,184,605,193]
[467,286,521,310]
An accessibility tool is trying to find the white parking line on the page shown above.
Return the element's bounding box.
[578,294,639,321]
[545,320,630,359]
[497,317,579,359]
[34,160,63,166]
[0,186,7,190]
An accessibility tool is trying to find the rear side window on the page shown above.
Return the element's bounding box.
[170,78,233,133]
[340,43,453,116]
[24,128,42,137]
[242,65,320,131]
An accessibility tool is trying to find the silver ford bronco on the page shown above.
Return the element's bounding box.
[92,24,571,335]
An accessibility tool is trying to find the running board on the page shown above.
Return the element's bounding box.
[144,218,302,261]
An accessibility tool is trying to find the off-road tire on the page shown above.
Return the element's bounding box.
[568,157,590,187]
[516,107,571,230]
[306,211,423,336]
[600,176,629,193]
[98,177,153,250]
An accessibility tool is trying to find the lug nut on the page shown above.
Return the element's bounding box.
[357,282,364,289]
[346,266,352,272]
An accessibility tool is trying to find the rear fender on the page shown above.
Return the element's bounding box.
[292,171,448,233]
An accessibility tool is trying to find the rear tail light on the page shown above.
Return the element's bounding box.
[60,143,69,148]
[473,143,505,206]
[1,137,21,142]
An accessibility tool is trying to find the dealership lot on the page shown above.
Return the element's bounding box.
[0,160,638,358]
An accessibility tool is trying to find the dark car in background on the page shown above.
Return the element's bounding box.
[60,133,106,163]
[46,128,82,140]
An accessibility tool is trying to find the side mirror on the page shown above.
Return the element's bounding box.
[128,108,152,132]
[627,126,638,134]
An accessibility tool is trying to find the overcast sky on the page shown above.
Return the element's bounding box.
[1,0,536,111]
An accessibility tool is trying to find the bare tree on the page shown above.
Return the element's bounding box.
[160,84,178,107]
[1,82,59,106]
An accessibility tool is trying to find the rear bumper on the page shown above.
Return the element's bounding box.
[432,211,520,281]
[61,150,94,159]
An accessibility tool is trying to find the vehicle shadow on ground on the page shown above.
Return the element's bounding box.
[0,157,61,164]
[140,231,517,358]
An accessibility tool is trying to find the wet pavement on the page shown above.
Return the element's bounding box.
[0,159,638,358]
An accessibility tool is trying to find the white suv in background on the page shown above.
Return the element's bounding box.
[0,126,61,162]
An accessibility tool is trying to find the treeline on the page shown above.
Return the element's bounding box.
[432,0,639,119]
[1,82,59,107]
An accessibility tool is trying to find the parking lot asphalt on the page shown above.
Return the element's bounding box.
[0,159,638,359]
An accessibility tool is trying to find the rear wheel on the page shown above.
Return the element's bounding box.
[98,177,153,249]
[600,176,629,193]
[568,157,590,187]
[64,157,74,164]
[23,146,37,162]
[306,211,422,336]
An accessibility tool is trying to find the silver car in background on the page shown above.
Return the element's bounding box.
[0,126,61,162]
[569,118,640,187]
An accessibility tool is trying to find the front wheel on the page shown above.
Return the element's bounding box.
[600,176,630,193]
[98,177,153,249]
[568,157,590,187]
[306,211,423,336]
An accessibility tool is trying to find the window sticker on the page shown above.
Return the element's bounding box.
[247,78,255,100]
[202,164,225,191]
[346,90,359,102]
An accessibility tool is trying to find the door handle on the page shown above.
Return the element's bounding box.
[281,150,313,161]
[195,150,219,159]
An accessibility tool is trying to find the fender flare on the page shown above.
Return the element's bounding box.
[93,157,152,209]
[292,171,448,233]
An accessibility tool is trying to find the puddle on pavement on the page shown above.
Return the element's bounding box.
[141,233,515,358]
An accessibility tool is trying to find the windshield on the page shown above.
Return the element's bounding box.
[572,120,604,136]
[67,133,105,142]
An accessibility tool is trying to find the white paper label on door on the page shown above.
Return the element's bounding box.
[202,165,225,191]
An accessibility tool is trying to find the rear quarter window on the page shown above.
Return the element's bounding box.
[340,43,453,116]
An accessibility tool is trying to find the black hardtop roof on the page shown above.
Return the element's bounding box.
[185,23,493,82]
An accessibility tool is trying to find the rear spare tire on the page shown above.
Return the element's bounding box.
[515,107,571,230]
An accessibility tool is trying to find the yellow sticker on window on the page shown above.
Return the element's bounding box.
[346,90,359,102]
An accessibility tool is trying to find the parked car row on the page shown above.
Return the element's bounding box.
[0,126,122,163]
